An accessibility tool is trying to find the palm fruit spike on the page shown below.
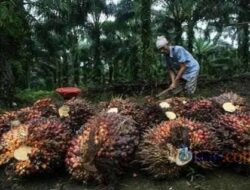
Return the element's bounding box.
[0,98,57,138]
[32,98,58,118]
[61,98,94,133]
[213,114,250,151]
[0,111,18,138]
[139,102,167,129]
[157,97,190,121]
[65,113,139,183]
[107,97,166,132]
[211,92,248,113]
[15,107,42,123]
[212,113,250,168]
[181,99,222,122]
[107,98,138,116]
[137,118,220,179]
[2,107,42,127]
[106,98,145,130]
[211,92,245,106]
[160,97,190,113]
[4,118,71,177]
[0,124,28,166]
[96,101,109,113]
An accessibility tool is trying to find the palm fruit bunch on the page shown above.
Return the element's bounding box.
[137,118,220,179]
[2,105,50,127]
[162,97,190,113]
[106,97,167,132]
[158,97,190,120]
[181,99,222,122]
[0,108,39,139]
[15,107,43,123]
[105,98,148,131]
[0,111,18,137]
[106,98,138,116]
[0,108,39,138]
[32,98,58,118]
[65,113,139,183]
[1,118,71,177]
[212,113,250,169]
[0,124,28,166]
[139,100,167,129]
[60,98,94,133]
[96,101,109,113]
[0,98,58,133]
[211,92,248,114]
[137,97,167,131]
[212,114,250,164]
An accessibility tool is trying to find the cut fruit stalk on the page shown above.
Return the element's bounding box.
[159,102,171,109]
[58,105,70,117]
[14,146,32,161]
[107,108,119,113]
[222,102,236,113]
[165,112,177,120]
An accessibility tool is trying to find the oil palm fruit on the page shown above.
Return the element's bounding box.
[32,98,58,118]
[181,99,222,122]
[65,113,139,183]
[212,113,250,167]
[211,92,248,113]
[137,118,220,179]
[0,111,18,138]
[60,98,94,133]
[1,118,71,177]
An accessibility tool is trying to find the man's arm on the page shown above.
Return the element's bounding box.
[169,70,175,84]
[174,63,186,82]
[169,63,186,89]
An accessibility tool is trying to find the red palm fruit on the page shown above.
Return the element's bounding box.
[139,101,167,130]
[105,97,150,131]
[211,92,249,113]
[213,114,250,151]
[0,111,17,138]
[181,99,222,122]
[0,108,42,139]
[65,113,139,183]
[62,98,94,133]
[0,98,58,139]
[212,113,250,167]
[137,118,220,179]
[15,107,43,123]
[107,98,139,116]
[106,97,167,132]
[2,118,71,177]
[211,92,245,106]
[160,97,190,115]
[32,98,58,118]
[0,124,28,166]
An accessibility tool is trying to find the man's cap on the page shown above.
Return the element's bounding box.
[156,36,168,49]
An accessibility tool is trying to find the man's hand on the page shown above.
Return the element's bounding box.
[169,81,177,90]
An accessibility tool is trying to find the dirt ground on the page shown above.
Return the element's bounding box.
[0,77,250,190]
[0,168,249,190]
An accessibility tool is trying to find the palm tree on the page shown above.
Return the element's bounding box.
[0,0,29,106]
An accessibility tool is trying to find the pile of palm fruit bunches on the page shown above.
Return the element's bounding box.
[0,92,249,184]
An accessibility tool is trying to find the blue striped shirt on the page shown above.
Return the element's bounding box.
[165,46,200,81]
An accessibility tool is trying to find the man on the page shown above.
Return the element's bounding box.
[156,36,200,97]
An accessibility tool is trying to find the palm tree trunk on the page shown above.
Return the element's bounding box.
[62,51,69,86]
[93,23,102,83]
[140,0,156,80]
[174,21,183,45]
[238,0,249,70]
[187,21,195,53]
[0,54,14,107]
